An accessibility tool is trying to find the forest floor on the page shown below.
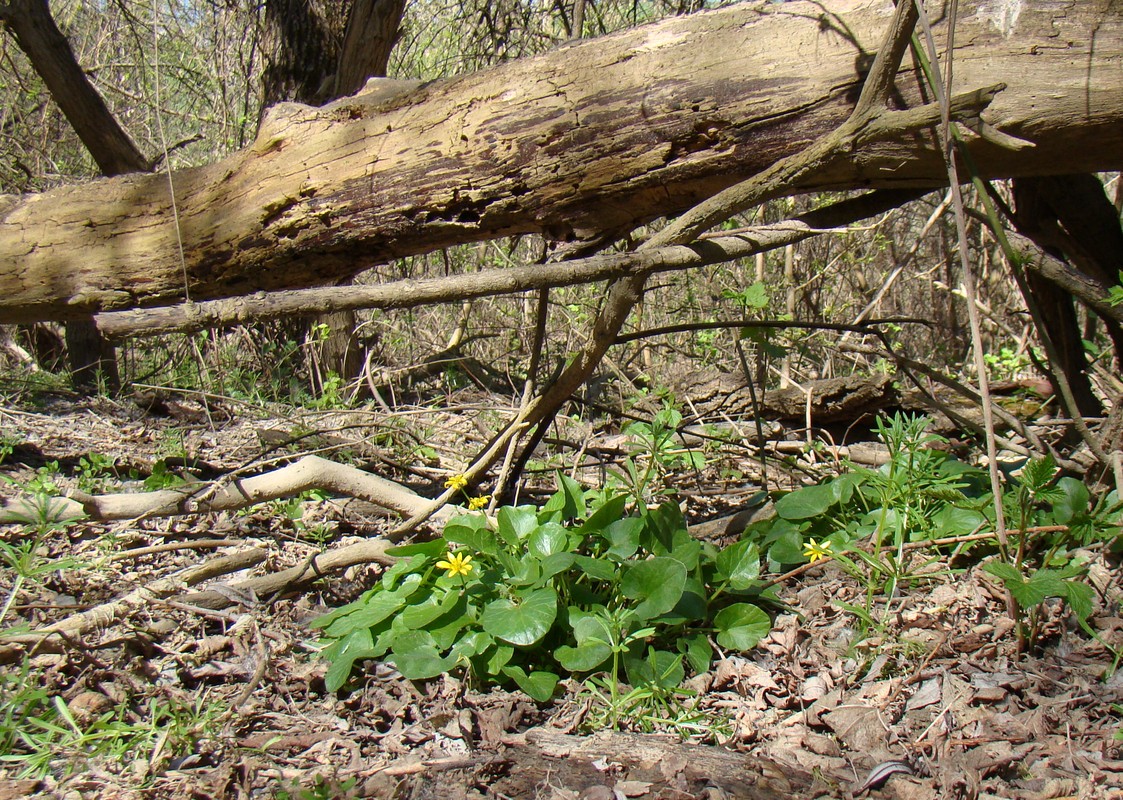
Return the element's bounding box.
[0,386,1122,800]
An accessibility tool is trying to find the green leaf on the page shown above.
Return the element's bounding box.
[574,554,618,582]
[621,557,687,620]
[380,555,428,588]
[775,483,837,520]
[485,643,513,674]
[508,558,543,588]
[448,630,493,660]
[680,631,713,675]
[1052,477,1090,524]
[669,537,702,571]
[1020,454,1058,494]
[767,524,806,566]
[725,282,769,309]
[981,561,1022,583]
[502,666,559,702]
[444,514,499,556]
[603,516,644,561]
[541,473,587,521]
[931,505,987,538]
[385,539,447,559]
[399,588,463,629]
[391,644,458,680]
[580,494,630,537]
[643,502,688,554]
[714,603,771,651]
[497,506,540,547]
[481,588,558,646]
[317,573,423,636]
[556,639,613,672]
[539,551,577,582]
[716,539,761,589]
[624,649,684,689]
[323,629,380,692]
[984,563,1070,608]
[831,472,862,506]
[529,522,569,558]
[556,608,615,671]
[1063,579,1094,621]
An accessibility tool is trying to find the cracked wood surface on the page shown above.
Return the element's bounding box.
[1,0,1121,322]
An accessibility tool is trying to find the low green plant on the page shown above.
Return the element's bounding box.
[747,414,982,617]
[143,461,187,491]
[0,434,15,465]
[275,775,358,800]
[77,453,124,493]
[0,474,84,627]
[0,535,82,627]
[607,404,704,506]
[1106,271,1123,307]
[0,682,220,779]
[312,474,773,719]
[983,346,1032,380]
[740,412,1122,655]
[981,453,1122,653]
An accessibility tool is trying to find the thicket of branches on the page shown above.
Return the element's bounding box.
[0,0,1116,429]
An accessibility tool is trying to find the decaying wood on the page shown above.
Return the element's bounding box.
[0,537,400,662]
[494,728,812,799]
[673,370,899,424]
[0,547,267,664]
[94,188,921,339]
[178,538,397,609]
[0,455,453,525]
[1,0,1121,322]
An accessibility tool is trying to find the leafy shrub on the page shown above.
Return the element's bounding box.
[312,475,773,701]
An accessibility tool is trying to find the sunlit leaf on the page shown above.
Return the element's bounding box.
[621,557,686,620]
[717,539,761,589]
[481,588,557,646]
[529,521,568,558]
[714,603,770,651]
[775,483,837,520]
[502,666,558,702]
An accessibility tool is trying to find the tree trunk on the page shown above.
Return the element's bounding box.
[0,0,147,176]
[0,0,1121,323]
[259,0,405,394]
[0,0,147,389]
[1011,175,1123,419]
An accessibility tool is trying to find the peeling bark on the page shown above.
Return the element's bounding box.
[0,0,1121,322]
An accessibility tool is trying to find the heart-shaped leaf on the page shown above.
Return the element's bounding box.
[624,649,683,689]
[391,644,458,680]
[775,483,836,520]
[717,539,760,589]
[317,573,423,636]
[556,640,613,672]
[714,603,770,651]
[621,557,686,620]
[323,628,383,692]
[529,522,569,558]
[502,665,559,702]
[481,588,557,646]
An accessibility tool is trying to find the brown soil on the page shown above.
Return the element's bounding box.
[1,391,1121,799]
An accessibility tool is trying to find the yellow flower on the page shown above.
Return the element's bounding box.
[468,495,491,511]
[803,538,833,563]
[436,551,474,577]
[444,474,468,492]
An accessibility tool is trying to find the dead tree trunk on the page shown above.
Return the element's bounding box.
[260,0,405,395]
[0,0,139,389]
[1011,175,1123,419]
[0,0,1121,323]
